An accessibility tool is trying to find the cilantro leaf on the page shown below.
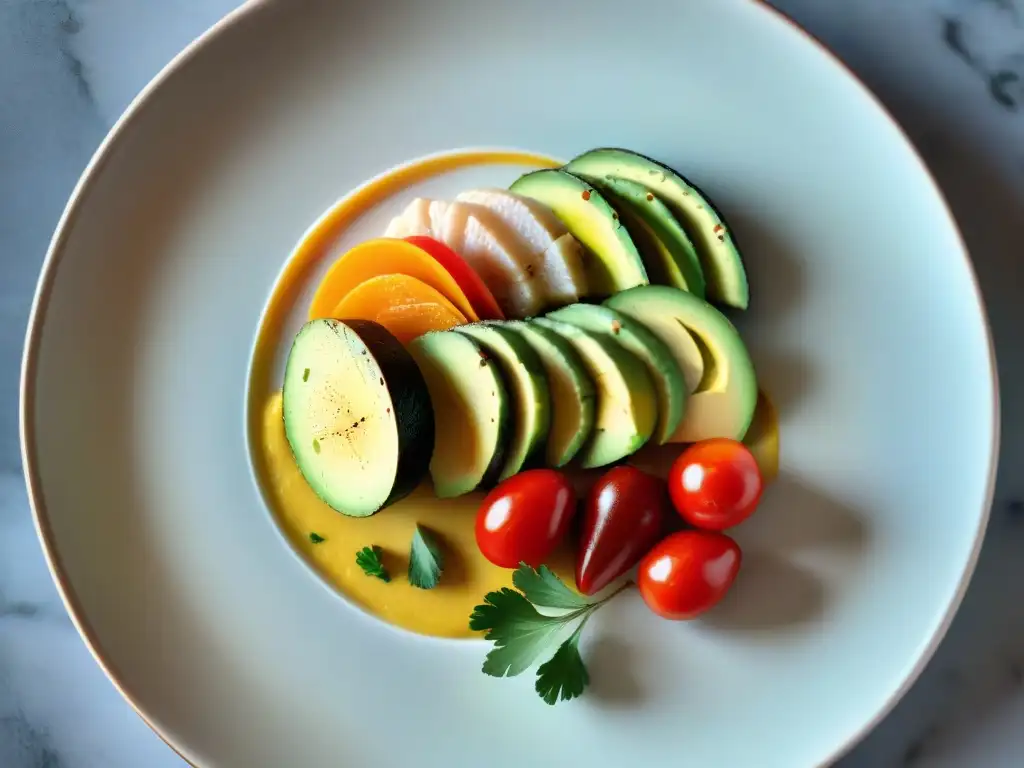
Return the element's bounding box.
[470,588,573,677]
[408,525,444,589]
[512,563,591,610]
[535,620,590,705]
[309,532,326,544]
[355,545,390,582]
[470,565,630,703]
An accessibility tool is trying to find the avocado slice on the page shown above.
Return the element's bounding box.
[283,319,433,515]
[546,304,686,445]
[496,320,596,467]
[617,208,695,299]
[531,317,656,468]
[571,174,705,299]
[510,169,648,297]
[408,330,509,497]
[456,323,551,480]
[566,148,749,309]
[606,286,757,442]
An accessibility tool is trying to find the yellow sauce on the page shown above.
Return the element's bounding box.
[259,392,523,637]
[248,148,780,640]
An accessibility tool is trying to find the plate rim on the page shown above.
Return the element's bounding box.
[17,1,1000,766]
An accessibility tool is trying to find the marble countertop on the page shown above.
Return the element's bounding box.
[1,0,1022,765]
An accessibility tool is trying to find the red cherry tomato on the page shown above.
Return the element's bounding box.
[404,235,505,321]
[637,531,742,620]
[668,438,763,530]
[475,469,576,568]
[576,466,668,596]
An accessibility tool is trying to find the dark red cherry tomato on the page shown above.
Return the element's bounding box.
[637,531,741,620]
[575,466,668,596]
[668,438,763,530]
[475,469,576,568]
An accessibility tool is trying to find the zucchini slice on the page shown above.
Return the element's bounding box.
[282,319,433,516]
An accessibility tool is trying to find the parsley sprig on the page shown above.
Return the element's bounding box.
[355,545,390,582]
[469,564,628,705]
[536,620,590,705]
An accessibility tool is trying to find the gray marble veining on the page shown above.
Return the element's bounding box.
[0,0,1022,766]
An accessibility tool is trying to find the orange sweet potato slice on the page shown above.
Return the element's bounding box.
[310,238,480,322]
[331,274,468,345]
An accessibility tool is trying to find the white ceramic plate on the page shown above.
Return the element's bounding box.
[21,1,998,766]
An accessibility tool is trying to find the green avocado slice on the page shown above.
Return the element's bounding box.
[496,320,596,467]
[547,303,686,445]
[408,330,510,497]
[606,286,758,441]
[456,323,551,480]
[570,174,706,299]
[531,317,656,468]
[567,148,749,309]
[510,169,648,297]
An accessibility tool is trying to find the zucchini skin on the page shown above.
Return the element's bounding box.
[343,319,435,509]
